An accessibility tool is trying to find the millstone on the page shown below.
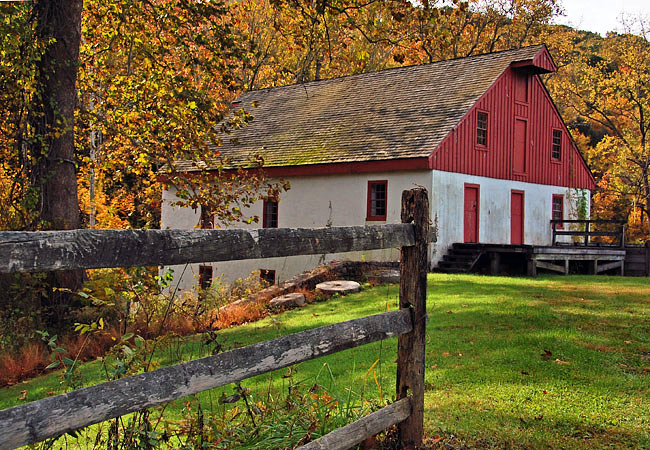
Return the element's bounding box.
[315,280,361,295]
[269,292,306,308]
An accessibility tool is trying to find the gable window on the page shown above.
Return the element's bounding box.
[263,199,278,228]
[476,111,488,147]
[552,129,562,161]
[200,205,214,229]
[367,180,388,221]
[198,265,213,290]
[552,195,564,229]
[260,269,276,285]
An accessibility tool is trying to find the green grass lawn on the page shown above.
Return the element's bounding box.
[1,274,649,448]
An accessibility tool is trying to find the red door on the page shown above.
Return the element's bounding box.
[513,118,527,173]
[511,191,524,245]
[464,185,479,243]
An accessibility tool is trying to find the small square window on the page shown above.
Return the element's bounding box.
[552,129,562,160]
[198,265,213,290]
[260,269,276,285]
[552,195,564,229]
[367,180,387,221]
[477,111,488,147]
[263,200,278,228]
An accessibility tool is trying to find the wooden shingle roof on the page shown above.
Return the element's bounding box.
[174,45,551,172]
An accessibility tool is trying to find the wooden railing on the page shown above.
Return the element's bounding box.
[0,188,430,450]
[551,219,626,247]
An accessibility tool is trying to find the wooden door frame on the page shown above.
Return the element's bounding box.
[464,183,480,243]
[510,189,525,245]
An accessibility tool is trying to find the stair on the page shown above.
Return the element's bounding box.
[436,244,484,273]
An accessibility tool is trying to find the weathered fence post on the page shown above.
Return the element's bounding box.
[397,188,429,448]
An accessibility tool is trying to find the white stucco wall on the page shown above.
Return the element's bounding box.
[161,168,590,291]
[161,170,433,292]
[430,170,590,265]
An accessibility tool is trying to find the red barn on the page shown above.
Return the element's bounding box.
[162,45,598,288]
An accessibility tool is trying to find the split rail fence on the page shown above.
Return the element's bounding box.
[0,188,430,450]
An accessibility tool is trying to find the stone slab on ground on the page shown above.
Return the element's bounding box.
[315,280,361,295]
[269,292,306,308]
[367,269,400,284]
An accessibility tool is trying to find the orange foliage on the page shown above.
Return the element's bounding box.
[0,343,46,387]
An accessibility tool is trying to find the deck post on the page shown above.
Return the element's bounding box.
[552,222,557,246]
[621,225,626,248]
[584,221,590,246]
[527,256,537,276]
[489,252,500,275]
[397,188,429,448]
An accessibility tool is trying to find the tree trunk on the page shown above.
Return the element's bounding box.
[30,0,84,326]
[31,0,82,231]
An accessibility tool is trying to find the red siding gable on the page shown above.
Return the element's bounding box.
[429,67,595,190]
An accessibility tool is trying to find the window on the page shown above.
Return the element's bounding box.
[552,129,562,161]
[476,111,488,147]
[200,205,213,229]
[552,195,564,229]
[260,269,276,285]
[263,200,278,228]
[367,180,388,221]
[198,265,213,290]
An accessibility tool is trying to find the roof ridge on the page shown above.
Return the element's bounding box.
[240,44,547,96]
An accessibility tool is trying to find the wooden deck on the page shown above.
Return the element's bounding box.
[445,243,627,276]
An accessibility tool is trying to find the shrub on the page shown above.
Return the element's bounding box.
[0,342,46,387]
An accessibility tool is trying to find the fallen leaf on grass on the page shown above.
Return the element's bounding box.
[431,435,443,444]
[17,390,27,401]
[430,364,438,370]
[624,340,633,344]
[442,352,451,357]
[541,349,553,359]
[555,359,570,365]
[312,313,319,317]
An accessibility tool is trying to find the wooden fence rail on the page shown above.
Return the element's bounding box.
[0,224,415,273]
[0,188,430,450]
[0,310,412,449]
[551,219,626,247]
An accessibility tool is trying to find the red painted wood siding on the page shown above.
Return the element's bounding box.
[430,67,595,190]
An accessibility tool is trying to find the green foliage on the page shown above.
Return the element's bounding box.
[0,273,47,353]
[0,3,46,231]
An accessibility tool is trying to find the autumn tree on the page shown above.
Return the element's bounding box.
[552,23,650,240]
